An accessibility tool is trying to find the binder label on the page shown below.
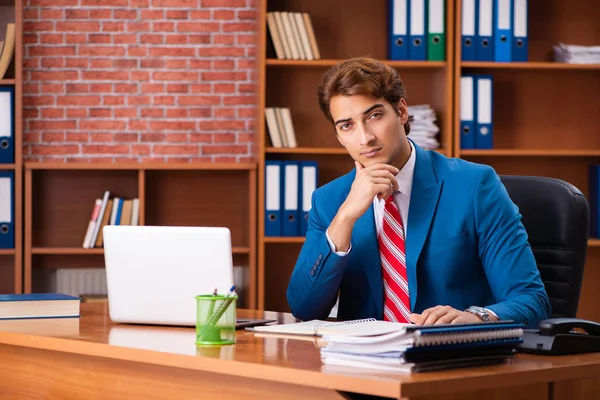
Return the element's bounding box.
[285,164,299,210]
[462,0,475,36]
[479,0,493,36]
[410,0,425,35]
[514,0,527,36]
[478,78,492,124]
[429,0,444,33]
[393,0,408,35]
[302,166,317,212]
[498,0,510,29]
[0,177,10,222]
[460,77,474,121]
[266,165,280,210]
[0,92,11,138]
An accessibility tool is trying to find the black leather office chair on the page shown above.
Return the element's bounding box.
[500,176,589,318]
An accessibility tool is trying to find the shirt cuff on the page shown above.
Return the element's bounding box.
[485,308,500,320]
[325,229,352,256]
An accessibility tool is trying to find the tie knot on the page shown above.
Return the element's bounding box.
[385,194,395,204]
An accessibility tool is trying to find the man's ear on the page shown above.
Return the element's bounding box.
[398,98,409,124]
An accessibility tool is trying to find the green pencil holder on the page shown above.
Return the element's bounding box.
[195,294,238,346]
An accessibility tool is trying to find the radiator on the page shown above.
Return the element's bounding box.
[50,268,108,297]
[42,266,248,307]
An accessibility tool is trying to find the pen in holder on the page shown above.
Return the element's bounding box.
[196,286,238,346]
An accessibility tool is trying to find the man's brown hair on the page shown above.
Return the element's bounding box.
[317,57,412,134]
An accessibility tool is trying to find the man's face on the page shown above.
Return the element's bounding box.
[330,94,409,168]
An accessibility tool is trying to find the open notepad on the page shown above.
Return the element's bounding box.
[248,317,412,337]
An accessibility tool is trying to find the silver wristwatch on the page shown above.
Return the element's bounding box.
[465,306,490,322]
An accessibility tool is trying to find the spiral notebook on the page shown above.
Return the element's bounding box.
[250,318,524,343]
[248,318,412,337]
[320,322,525,352]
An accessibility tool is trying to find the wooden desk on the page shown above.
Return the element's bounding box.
[1,303,600,400]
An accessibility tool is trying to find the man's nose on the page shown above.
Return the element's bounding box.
[358,125,376,145]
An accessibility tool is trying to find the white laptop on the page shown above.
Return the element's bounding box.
[102,225,235,326]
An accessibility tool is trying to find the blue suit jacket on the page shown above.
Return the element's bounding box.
[286,142,551,327]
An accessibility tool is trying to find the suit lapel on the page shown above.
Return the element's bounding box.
[406,144,443,311]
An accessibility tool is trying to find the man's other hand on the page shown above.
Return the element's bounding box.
[409,305,497,325]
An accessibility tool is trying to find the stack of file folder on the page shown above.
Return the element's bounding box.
[265,160,318,237]
[460,74,493,149]
[553,43,600,64]
[407,105,440,150]
[461,0,528,62]
[0,84,15,249]
[388,0,446,61]
[319,321,524,373]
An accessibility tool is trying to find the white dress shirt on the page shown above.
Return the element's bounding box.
[373,140,415,240]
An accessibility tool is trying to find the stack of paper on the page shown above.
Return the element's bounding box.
[249,317,524,373]
[319,321,525,373]
[407,105,440,150]
[553,43,600,64]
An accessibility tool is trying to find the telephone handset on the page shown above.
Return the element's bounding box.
[519,318,600,355]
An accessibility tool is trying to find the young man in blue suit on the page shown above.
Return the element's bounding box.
[286,57,551,327]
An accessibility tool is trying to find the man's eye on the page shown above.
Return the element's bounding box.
[369,112,382,119]
[340,123,351,130]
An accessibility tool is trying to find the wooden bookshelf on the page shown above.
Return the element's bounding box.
[453,0,600,321]
[257,0,600,318]
[23,162,258,309]
[256,0,455,312]
[0,0,22,294]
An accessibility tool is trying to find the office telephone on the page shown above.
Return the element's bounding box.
[519,318,600,355]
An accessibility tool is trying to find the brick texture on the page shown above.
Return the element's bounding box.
[23,0,257,163]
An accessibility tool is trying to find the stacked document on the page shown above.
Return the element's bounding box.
[407,105,440,150]
[553,43,600,64]
[249,317,524,373]
[319,320,525,373]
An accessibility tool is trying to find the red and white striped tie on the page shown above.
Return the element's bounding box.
[378,194,411,323]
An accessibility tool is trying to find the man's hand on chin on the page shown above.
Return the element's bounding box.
[409,305,499,325]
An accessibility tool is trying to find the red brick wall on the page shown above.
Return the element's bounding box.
[22,0,257,163]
